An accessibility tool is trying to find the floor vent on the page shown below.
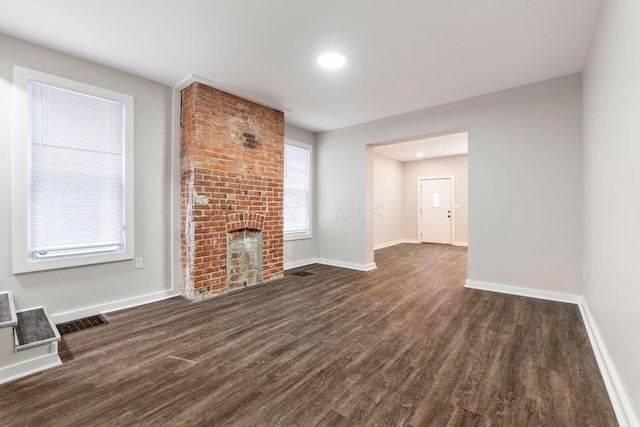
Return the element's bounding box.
[57,315,108,336]
[292,271,314,278]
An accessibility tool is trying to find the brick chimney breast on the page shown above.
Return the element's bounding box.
[180,83,284,301]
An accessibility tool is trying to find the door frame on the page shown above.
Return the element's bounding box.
[417,175,456,244]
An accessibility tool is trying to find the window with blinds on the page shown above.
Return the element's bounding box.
[283,142,311,238]
[29,82,125,258]
[12,66,134,272]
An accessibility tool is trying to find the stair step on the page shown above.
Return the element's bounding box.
[14,307,60,351]
[0,292,18,328]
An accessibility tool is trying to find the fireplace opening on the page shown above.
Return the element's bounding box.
[227,228,263,290]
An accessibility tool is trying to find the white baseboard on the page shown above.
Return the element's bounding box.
[284,257,376,272]
[374,239,421,250]
[464,279,581,304]
[579,300,637,427]
[318,258,377,272]
[377,239,467,247]
[0,353,62,385]
[51,289,181,324]
[464,278,636,426]
[374,240,405,250]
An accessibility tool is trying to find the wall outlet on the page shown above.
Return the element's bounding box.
[135,257,144,269]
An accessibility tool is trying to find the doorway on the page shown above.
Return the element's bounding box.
[370,130,468,258]
[419,176,454,244]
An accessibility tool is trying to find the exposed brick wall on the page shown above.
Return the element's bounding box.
[180,83,284,300]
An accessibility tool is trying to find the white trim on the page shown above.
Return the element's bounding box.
[403,239,421,244]
[374,239,406,250]
[173,74,290,113]
[14,306,60,351]
[283,257,376,272]
[579,300,637,427]
[51,289,180,324]
[318,259,377,272]
[418,175,456,245]
[464,279,581,304]
[374,239,423,250]
[284,139,313,241]
[464,279,636,427]
[0,292,18,327]
[284,232,312,242]
[12,65,135,273]
[453,241,468,247]
[0,353,62,385]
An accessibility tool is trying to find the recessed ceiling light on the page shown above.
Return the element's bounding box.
[417,152,424,157]
[318,53,346,69]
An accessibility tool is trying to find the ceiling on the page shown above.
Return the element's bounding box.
[374,132,468,163]
[0,0,601,132]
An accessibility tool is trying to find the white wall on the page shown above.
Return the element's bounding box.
[0,34,176,320]
[583,0,640,423]
[317,73,583,294]
[283,124,318,268]
[403,155,468,245]
[316,129,372,268]
[372,154,404,248]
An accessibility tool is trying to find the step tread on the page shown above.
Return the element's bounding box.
[15,307,60,350]
[0,292,18,327]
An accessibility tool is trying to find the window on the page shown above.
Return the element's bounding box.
[283,141,311,240]
[13,66,134,273]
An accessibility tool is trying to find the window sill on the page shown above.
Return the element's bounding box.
[284,232,312,242]
[13,251,133,274]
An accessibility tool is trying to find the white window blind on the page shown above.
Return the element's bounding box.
[28,82,125,258]
[284,143,310,235]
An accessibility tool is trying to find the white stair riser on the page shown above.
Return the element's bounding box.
[0,326,16,367]
[0,350,62,385]
[0,296,62,384]
[1,327,58,369]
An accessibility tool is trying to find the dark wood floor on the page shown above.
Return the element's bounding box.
[0,244,617,426]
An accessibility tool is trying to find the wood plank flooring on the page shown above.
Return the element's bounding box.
[0,244,617,426]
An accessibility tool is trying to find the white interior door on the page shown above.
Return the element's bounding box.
[420,178,452,244]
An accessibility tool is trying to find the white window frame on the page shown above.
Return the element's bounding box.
[12,65,134,273]
[283,139,312,241]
